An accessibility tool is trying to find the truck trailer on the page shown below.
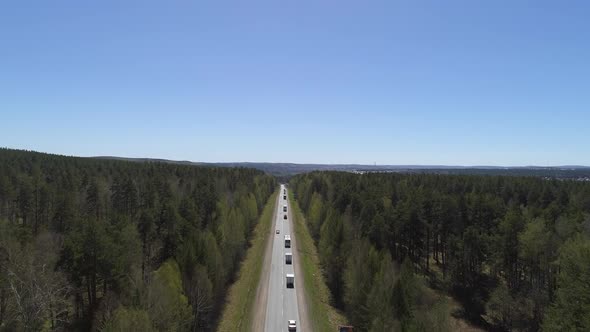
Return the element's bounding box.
[284,235,291,248]
[286,274,294,288]
[285,253,292,264]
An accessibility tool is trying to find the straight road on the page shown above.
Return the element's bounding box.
[264,184,301,331]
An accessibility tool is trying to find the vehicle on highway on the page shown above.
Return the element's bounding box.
[285,252,292,264]
[276,229,280,234]
[284,214,287,220]
[284,195,287,200]
[286,274,294,288]
[284,235,291,248]
[288,320,297,331]
[283,205,287,212]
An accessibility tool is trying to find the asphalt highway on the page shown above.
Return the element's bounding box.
[264,184,300,331]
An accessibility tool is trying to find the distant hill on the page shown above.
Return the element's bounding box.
[93,156,590,179]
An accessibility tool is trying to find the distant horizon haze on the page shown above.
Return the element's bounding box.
[3,147,589,169]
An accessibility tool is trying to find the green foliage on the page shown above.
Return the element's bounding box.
[217,191,278,332]
[392,257,426,330]
[485,283,533,331]
[147,259,192,331]
[343,239,380,329]
[319,208,347,305]
[519,218,551,262]
[290,171,590,331]
[497,205,526,289]
[102,308,155,332]
[542,235,590,331]
[288,193,348,331]
[485,283,513,328]
[308,192,324,239]
[366,253,398,332]
[414,298,452,332]
[0,148,275,331]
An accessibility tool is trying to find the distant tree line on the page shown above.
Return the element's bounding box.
[290,171,590,331]
[0,148,275,331]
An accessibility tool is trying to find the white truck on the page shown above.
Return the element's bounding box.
[288,320,297,331]
[284,235,291,248]
[285,252,292,264]
[283,205,287,212]
[286,274,294,288]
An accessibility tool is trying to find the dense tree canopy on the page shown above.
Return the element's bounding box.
[0,148,275,331]
[290,171,590,331]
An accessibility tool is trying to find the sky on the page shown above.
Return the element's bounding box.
[1,1,589,166]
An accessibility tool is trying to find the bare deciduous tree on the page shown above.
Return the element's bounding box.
[1,231,71,331]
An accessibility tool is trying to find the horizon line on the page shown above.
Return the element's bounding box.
[4,147,589,169]
[92,154,590,169]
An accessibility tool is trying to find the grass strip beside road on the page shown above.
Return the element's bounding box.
[217,191,278,332]
[289,194,348,331]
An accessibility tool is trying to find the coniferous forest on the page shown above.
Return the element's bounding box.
[2,148,590,332]
[0,148,275,331]
[290,171,590,332]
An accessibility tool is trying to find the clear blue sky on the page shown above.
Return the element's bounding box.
[1,1,589,166]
